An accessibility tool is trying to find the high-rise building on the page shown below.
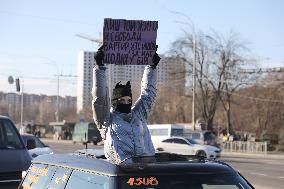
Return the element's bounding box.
[76,51,186,113]
[77,51,95,113]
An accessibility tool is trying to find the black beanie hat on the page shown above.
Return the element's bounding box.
[112,81,132,101]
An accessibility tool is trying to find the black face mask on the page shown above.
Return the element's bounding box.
[115,104,132,113]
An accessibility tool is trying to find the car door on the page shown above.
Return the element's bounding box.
[159,138,175,152]
[171,138,193,155]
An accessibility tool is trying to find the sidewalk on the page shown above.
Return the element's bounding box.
[222,151,284,160]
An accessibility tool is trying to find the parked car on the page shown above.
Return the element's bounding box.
[72,122,102,145]
[19,152,254,189]
[183,129,218,146]
[0,115,34,189]
[156,136,221,159]
[21,133,53,158]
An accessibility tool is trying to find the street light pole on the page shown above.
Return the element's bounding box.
[192,34,196,130]
[20,78,24,131]
[43,59,60,122]
[56,74,59,122]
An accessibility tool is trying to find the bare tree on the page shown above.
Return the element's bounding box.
[170,30,251,131]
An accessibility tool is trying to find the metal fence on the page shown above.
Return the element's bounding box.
[220,141,267,154]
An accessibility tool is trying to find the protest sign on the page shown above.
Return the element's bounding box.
[103,18,158,65]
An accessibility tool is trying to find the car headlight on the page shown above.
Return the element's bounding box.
[22,170,27,178]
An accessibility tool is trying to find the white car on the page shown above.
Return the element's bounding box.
[21,134,54,158]
[156,136,221,159]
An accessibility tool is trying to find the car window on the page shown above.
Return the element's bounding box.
[186,138,198,144]
[21,163,57,189]
[65,170,111,189]
[0,119,23,149]
[22,136,46,148]
[34,137,46,148]
[47,167,72,189]
[21,163,72,189]
[172,139,187,144]
[162,139,173,143]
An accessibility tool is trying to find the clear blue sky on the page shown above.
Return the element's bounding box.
[0,0,283,96]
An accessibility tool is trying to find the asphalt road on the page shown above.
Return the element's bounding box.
[43,139,284,189]
[220,156,284,189]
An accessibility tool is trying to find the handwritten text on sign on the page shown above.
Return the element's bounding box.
[103,18,158,65]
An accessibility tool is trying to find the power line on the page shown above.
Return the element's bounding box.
[0,10,96,26]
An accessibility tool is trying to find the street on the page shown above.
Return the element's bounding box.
[221,156,284,189]
[43,139,284,189]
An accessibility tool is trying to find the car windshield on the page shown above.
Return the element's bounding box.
[185,138,198,144]
[119,174,253,189]
[0,119,23,149]
[22,135,46,148]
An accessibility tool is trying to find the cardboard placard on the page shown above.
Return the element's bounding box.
[103,18,158,65]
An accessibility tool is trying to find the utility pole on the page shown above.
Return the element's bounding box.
[20,79,24,130]
[170,11,197,130]
[54,74,77,122]
[56,74,59,122]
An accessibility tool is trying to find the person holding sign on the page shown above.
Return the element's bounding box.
[92,46,160,164]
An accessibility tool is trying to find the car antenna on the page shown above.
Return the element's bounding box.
[85,132,88,152]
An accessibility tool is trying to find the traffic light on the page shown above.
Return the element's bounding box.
[16,78,21,92]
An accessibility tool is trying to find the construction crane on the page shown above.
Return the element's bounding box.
[75,33,103,47]
[75,33,112,98]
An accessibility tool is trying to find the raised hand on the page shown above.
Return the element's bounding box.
[94,45,104,66]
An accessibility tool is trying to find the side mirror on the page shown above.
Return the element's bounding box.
[27,139,36,150]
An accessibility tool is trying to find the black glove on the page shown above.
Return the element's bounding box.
[151,52,161,69]
[94,46,104,66]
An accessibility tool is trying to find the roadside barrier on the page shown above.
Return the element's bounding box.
[220,141,267,154]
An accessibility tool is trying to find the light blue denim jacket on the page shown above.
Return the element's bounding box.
[92,65,156,164]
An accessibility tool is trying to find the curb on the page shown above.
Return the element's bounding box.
[222,151,284,160]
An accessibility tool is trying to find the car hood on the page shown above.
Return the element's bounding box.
[0,149,31,172]
[193,144,220,151]
[29,147,54,158]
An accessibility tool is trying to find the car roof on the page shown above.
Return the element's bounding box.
[0,115,10,119]
[32,153,235,177]
[162,136,189,140]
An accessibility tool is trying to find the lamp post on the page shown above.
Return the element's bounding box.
[8,74,24,133]
[43,58,60,122]
[20,78,24,131]
[192,33,196,130]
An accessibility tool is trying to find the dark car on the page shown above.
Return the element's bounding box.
[0,115,34,189]
[19,151,254,189]
[21,134,54,158]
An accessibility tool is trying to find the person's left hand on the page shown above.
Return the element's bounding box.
[94,45,104,66]
[151,45,161,69]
